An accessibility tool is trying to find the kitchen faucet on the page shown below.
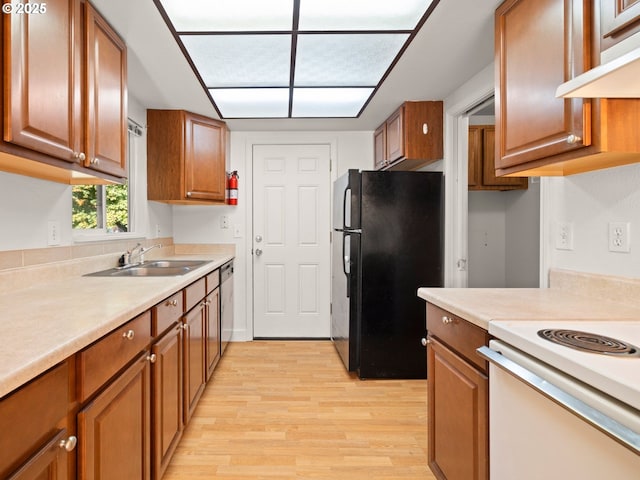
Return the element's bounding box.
[125,243,162,266]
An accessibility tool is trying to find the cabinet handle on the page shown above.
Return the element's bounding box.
[166,299,178,307]
[59,436,77,452]
[566,134,582,145]
[441,316,454,325]
[122,329,135,340]
[73,152,86,162]
[147,353,157,363]
[90,157,100,165]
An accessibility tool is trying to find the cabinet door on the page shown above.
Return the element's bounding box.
[373,124,386,170]
[481,127,527,188]
[427,337,488,480]
[6,429,70,480]
[467,126,483,188]
[84,2,127,178]
[206,288,221,380]
[385,107,404,162]
[183,303,207,424]
[495,0,588,170]
[600,0,640,51]
[3,0,82,162]
[78,353,151,480]
[152,324,183,480]
[184,113,227,202]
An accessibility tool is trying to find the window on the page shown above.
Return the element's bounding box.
[72,120,141,235]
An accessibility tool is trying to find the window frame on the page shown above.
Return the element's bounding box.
[72,119,142,242]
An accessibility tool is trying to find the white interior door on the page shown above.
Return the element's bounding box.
[252,144,331,338]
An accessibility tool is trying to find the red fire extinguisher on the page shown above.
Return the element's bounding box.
[227,171,239,205]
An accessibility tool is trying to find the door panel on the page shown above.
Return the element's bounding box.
[253,144,331,338]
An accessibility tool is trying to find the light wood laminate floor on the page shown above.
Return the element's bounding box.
[164,340,434,479]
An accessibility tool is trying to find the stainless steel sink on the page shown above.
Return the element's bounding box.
[85,260,211,277]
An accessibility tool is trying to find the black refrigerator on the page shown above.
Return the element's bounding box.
[331,169,443,379]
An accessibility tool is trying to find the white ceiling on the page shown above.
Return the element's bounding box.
[91,0,502,131]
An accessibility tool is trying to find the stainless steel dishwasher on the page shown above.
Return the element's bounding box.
[220,260,233,355]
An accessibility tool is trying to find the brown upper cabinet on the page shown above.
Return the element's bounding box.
[374,101,443,171]
[599,0,640,51]
[147,110,228,205]
[495,0,640,177]
[1,0,127,184]
[468,125,527,190]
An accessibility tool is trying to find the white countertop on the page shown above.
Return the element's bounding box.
[418,287,640,331]
[0,253,233,398]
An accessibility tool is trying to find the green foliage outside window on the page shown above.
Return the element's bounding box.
[72,184,129,232]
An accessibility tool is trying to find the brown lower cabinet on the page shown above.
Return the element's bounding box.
[0,361,75,479]
[77,352,152,480]
[1,265,225,480]
[183,300,207,424]
[426,303,489,480]
[152,323,184,479]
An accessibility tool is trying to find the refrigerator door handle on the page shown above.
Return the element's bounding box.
[342,233,351,297]
[343,187,351,229]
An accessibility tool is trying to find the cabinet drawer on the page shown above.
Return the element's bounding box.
[0,362,69,478]
[426,303,489,373]
[153,291,184,336]
[206,269,220,293]
[184,278,206,312]
[78,311,152,402]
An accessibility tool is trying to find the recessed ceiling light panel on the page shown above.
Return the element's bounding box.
[295,34,410,87]
[181,35,291,87]
[154,0,440,118]
[211,88,290,118]
[159,0,294,31]
[298,0,435,30]
[292,88,374,117]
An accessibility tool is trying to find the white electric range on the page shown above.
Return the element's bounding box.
[479,320,640,480]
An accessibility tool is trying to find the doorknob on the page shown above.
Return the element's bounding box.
[255,235,263,243]
[255,248,263,256]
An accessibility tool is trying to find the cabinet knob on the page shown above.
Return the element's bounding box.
[122,329,135,340]
[182,323,189,330]
[442,316,454,325]
[59,435,77,452]
[186,192,193,197]
[73,152,86,162]
[422,123,429,135]
[421,337,429,347]
[166,299,178,307]
[90,157,100,165]
[147,353,157,363]
[566,134,582,145]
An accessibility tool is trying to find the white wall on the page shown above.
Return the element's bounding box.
[173,130,373,341]
[467,183,540,288]
[542,163,640,280]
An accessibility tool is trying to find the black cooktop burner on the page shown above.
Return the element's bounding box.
[537,329,640,357]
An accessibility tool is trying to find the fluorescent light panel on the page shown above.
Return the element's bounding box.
[159,0,294,31]
[294,34,410,87]
[156,0,437,118]
[211,89,290,118]
[181,35,291,87]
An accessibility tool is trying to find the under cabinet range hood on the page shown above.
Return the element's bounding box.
[557,36,640,98]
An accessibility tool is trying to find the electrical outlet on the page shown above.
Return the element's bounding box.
[220,215,229,229]
[555,222,574,250]
[47,220,61,246]
[608,222,630,253]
